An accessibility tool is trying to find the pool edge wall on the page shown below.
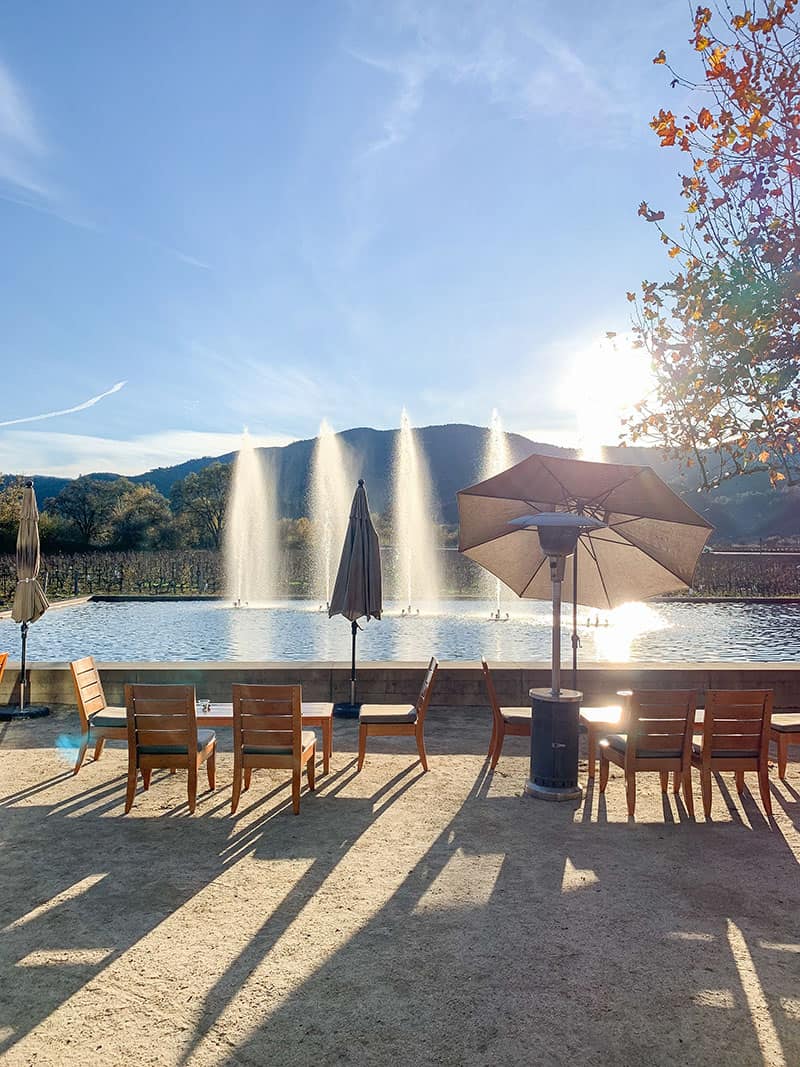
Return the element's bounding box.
[2,661,800,710]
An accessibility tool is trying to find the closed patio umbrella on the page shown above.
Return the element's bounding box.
[3,481,50,719]
[328,479,382,717]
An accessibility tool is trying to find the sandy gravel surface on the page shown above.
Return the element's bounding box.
[1,706,799,1067]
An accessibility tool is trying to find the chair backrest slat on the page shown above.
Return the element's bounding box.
[415,657,439,726]
[232,684,302,754]
[627,690,696,762]
[0,651,8,688]
[701,690,772,761]
[125,685,197,753]
[70,656,108,730]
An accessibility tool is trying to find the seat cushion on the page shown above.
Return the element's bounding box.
[89,706,126,729]
[604,733,681,759]
[771,714,800,734]
[245,729,317,755]
[139,728,216,755]
[692,743,759,759]
[501,707,532,726]
[359,705,417,724]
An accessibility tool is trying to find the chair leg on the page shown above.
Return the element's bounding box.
[357,724,367,772]
[141,768,152,791]
[672,771,682,794]
[207,746,216,791]
[599,752,610,792]
[735,768,745,794]
[231,762,242,815]
[93,737,106,761]
[188,763,198,814]
[170,767,177,775]
[625,772,636,816]
[307,748,316,792]
[323,721,331,775]
[659,770,669,794]
[487,718,497,761]
[778,735,788,781]
[490,722,505,771]
[416,727,428,772]
[758,765,772,817]
[292,769,301,815]
[124,755,137,814]
[587,728,597,780]
[244,767,252,791]
[700,768,713,819]
[682,768,695,818]
[73,733,89,775]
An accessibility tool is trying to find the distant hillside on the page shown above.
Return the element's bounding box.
[6,424,798,543]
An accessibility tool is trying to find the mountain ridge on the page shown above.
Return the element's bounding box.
[4,423,796,542]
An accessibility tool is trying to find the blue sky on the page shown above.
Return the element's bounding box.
[0,1,699,476]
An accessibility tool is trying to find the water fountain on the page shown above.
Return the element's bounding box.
[480,409,512,613]
[308,420,353,608]
[224,430,279,604]
[392,409,441,611]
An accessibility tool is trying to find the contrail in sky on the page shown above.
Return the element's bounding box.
[0,380,127,428]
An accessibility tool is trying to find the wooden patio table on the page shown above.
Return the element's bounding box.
[195,701,334,775]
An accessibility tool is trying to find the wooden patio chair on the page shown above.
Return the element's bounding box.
[124,684,216,815]
[0,651,7,686]
[70,656,127,774]
[482,658,531,769]
[357,657,439,772]
[599,690,697,817]
[231,684,315,815]
[770,713,800,781]
[691,689,773,818]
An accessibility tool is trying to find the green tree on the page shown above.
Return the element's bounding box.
[107,483,176,550]
[627,3,800,488]
[48,477,131,546]
[0,478,24,551]
[170,463,231,549]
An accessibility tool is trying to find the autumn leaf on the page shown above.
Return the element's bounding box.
[653,49,666,64]
[626,291,636,302]
[697,107,713,129]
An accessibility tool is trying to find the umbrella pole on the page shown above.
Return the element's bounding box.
[549,557,564,697]
[350,619,358,706]
[571,550,579,693]
[20,620,28,710]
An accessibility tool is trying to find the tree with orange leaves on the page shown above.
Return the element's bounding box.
[627,3,800,488]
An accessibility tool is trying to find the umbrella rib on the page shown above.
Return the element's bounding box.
[519,553,549,598]
[538,457,641,512]
[610,526,697,584]
[582,534,613,610]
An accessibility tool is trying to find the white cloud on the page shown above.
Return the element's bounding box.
[0,58,48,198]
[350,1,631,157]
[0,429,296,479]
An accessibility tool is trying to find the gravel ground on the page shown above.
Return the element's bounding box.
[1,705,799,1067]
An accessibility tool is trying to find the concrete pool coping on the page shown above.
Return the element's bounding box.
[2,659,800,710]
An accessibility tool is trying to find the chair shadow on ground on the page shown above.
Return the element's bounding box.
[2,714,800,1066]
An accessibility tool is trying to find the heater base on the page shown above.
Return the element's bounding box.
[333,702,361,719]
[0,705,50,722]
[524,779,583,802]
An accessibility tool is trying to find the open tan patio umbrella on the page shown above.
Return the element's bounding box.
[328,479,382,717]
[457,452,712,800]
[458,452,713,613]
[7,482,50,717]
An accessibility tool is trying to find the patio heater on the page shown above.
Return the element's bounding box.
[509,512,605,802]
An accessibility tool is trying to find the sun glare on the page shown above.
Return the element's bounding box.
[559,334,653,461]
